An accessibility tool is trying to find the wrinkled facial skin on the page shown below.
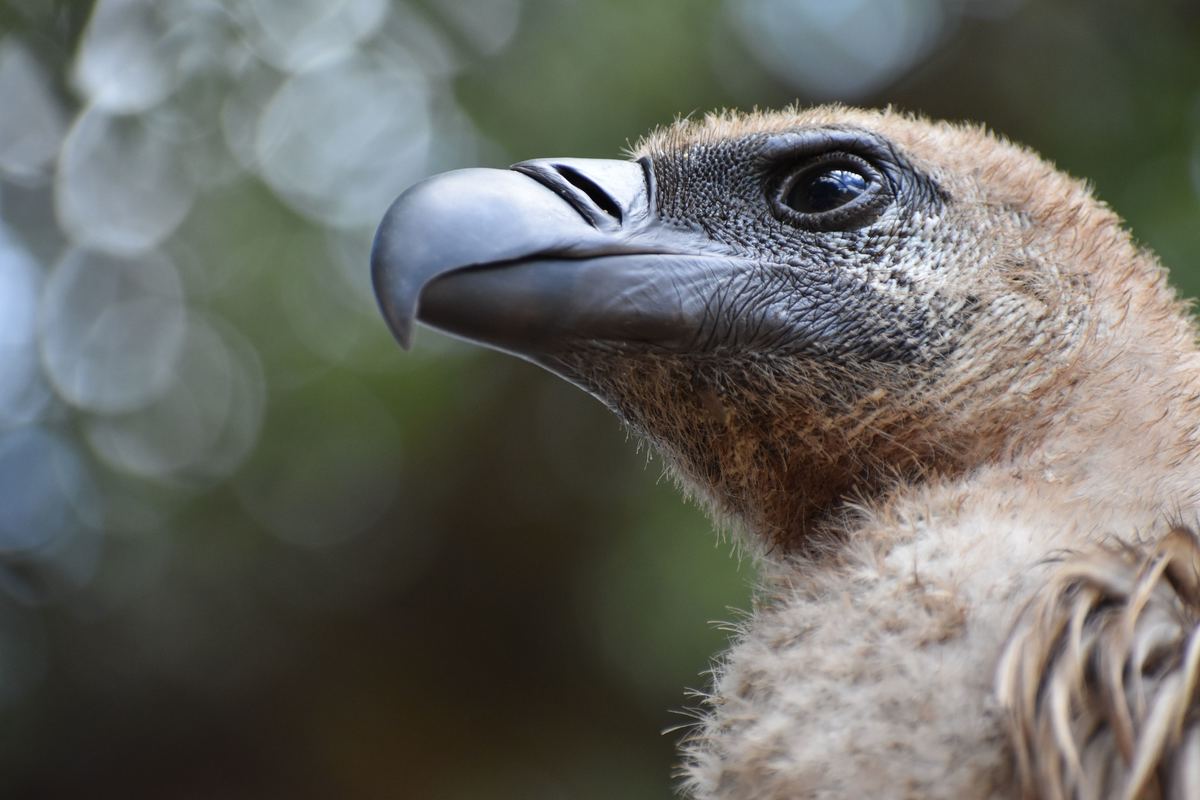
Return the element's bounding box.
[650,129,958,360]
[542,127,1084,553]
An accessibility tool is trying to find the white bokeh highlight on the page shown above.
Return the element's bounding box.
[434,0,522,57]
[243,0,389,73]
[72,0,181,114]
[0,38,67,183]
[56,108,196,254]
[728,0,946,99]
[255,51,433,227]
[0,225,52,427]
[86,314,266,484]
[40,248,187,415]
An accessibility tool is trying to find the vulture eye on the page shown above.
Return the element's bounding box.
[787,165,867,213]
[771,152,889,231]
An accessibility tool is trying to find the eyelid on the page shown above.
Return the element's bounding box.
[767,151,891,231]
[755,129,893,167]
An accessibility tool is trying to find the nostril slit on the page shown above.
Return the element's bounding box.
[553,165,623,222]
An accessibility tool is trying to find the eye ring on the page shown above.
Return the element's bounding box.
[769,152,890,232]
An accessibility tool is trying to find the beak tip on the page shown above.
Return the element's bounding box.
[371,215,419,352]
[384,313,415,350]
[395,325,414,351]
[373,279,417,351]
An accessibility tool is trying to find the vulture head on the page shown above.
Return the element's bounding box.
[373,106,1183,554]
[372,107,1200,797]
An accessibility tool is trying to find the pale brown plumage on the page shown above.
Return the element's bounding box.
[375,105,1200,798]
[630,109,1200,799]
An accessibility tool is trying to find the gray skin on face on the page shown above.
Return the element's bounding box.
[636,127,957,362]
[372,125,1028,550]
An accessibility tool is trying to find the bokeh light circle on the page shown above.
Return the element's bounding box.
[40,248,187,415]
[255,51,432,227]
[56,107,196,254]
[85,314,266,484]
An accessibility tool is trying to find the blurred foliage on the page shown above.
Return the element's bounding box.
[0,1,1197,798]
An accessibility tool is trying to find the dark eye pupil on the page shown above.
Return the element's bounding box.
[787,166,868,213]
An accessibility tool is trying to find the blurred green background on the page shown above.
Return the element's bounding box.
[0,1,1197,797]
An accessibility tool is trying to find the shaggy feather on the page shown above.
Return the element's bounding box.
[997,526,1200,800]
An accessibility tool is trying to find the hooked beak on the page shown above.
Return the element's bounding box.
[370,157,751,361]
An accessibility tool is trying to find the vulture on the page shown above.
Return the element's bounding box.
[371,106,1200,799]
